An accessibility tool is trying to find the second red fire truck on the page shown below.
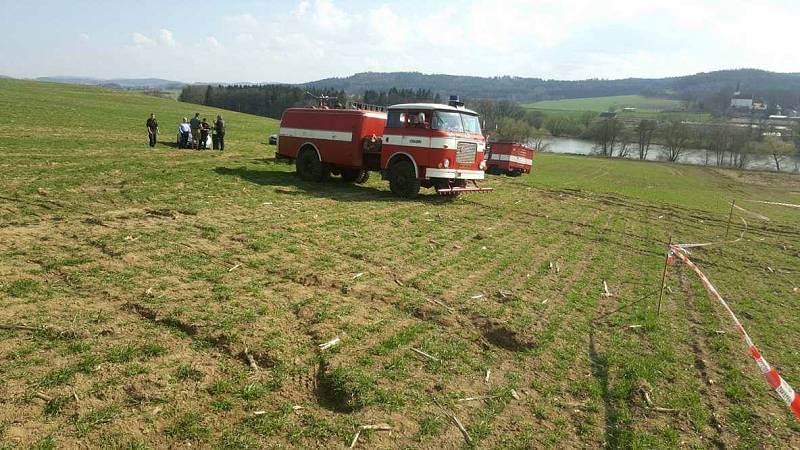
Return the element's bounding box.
[485,142,535,176]
[276,97,491,198]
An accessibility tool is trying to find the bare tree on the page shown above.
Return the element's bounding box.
[616,126,635,158]
[661,121,691,162]
[727,127,754,169]
[705,123,731,166]
[529,127,551,152]
[635,119,658,159]
[590,118,622,157]
[756,136,795,171]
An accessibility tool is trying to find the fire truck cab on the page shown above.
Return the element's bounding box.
[380,101,488,196]
[276,96,491,198]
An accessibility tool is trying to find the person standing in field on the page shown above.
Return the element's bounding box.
[214,115,225,151]
[146,113,159,147]
[200,118,211,149]
[178,117,191,148]
[189,113,201,150]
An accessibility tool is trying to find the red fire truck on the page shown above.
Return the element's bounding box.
[485,142,534,177]
[276,97,491,197]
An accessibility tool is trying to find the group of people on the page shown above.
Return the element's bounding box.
[145,112,226,150]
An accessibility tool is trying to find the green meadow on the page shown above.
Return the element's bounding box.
[1,79,798,448]
[522,94,711,121]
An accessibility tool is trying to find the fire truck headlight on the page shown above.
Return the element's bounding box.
[442,158,450,169]
[479,160,487,170]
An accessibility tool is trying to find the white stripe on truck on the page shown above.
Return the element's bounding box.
[489,154,533,166]
[384,135,485,152]
[279,127,353,142]
[425,168,485,180]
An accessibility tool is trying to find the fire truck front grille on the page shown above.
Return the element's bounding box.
[456,142,477,164]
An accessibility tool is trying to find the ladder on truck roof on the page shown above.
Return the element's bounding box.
[347,101,386,112]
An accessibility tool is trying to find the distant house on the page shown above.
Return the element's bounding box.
[752,100,767,111]
[622,107,637,112]
[730,92,753,109]
[730,84,768,112]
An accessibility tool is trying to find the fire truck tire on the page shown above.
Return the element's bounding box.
[388,160,420,198]
[340,168,369,184]
[354,169,370,184]
[296,148,329,182]
[509,170,522,177]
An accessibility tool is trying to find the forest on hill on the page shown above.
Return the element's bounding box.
[304,69,800,115]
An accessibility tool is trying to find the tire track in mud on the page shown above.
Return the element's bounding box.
[550,211,652,447]
[33,237,355,414]
[26,248,262,370]
[679,271,729,449]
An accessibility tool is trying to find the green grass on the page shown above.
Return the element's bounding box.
[523,95,683,112]
[0,79,798,448]
[522,94,712,121]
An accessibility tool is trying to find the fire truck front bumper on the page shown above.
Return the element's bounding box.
[425,168,485,180]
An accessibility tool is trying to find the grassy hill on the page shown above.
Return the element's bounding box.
[305,69,800,111]
[1,79,799,448]
[521,94,712,121]
[522,95,683,113]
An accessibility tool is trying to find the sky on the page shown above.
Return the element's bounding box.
[1,0,799,83]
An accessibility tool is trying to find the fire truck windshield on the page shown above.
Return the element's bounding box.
[432,111,482,134]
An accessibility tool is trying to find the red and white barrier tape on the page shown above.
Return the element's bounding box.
[747,200,800,209]
[669,245,800,420]
[673,217,747,250]
[733,203,770,222]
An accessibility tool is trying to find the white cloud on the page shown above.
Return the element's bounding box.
[225,13,259,30]
[294,1,311,17]
[205,36,222,50]
[66,1,800,83]
[158,29,176,47]
[236,33,254,44]
[130,32,155,48]
[79,33,89,42]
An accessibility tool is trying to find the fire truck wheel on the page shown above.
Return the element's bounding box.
[509,170,522,177]
[340,168,369,184]
[388,160,420,198]
[296,148,329,182]
[354,169,370,184]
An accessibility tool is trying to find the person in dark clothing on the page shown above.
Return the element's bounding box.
[189,113,201,150]
[200,118,211,149]
[146,113,158,147]
[214,115,225,151]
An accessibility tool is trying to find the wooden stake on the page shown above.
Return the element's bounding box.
[349,424,392,448]
[725,200,736,238]
[457,394,502,402]
[425,297,454,313]
[35,392,53,402]
[410,347,439,362]
[657,236,672,317]
[318,337,341,351]
[447,411,472,445]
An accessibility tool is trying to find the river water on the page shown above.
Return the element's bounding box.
[540,137,800,173]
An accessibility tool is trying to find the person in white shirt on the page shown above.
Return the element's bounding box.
[178,118,191,148]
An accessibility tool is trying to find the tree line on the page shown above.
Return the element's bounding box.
[178,84,347,119]
[585,117,799,171]
[304,69,800,111]
[178,85,449,119]
[362,88,442,106]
